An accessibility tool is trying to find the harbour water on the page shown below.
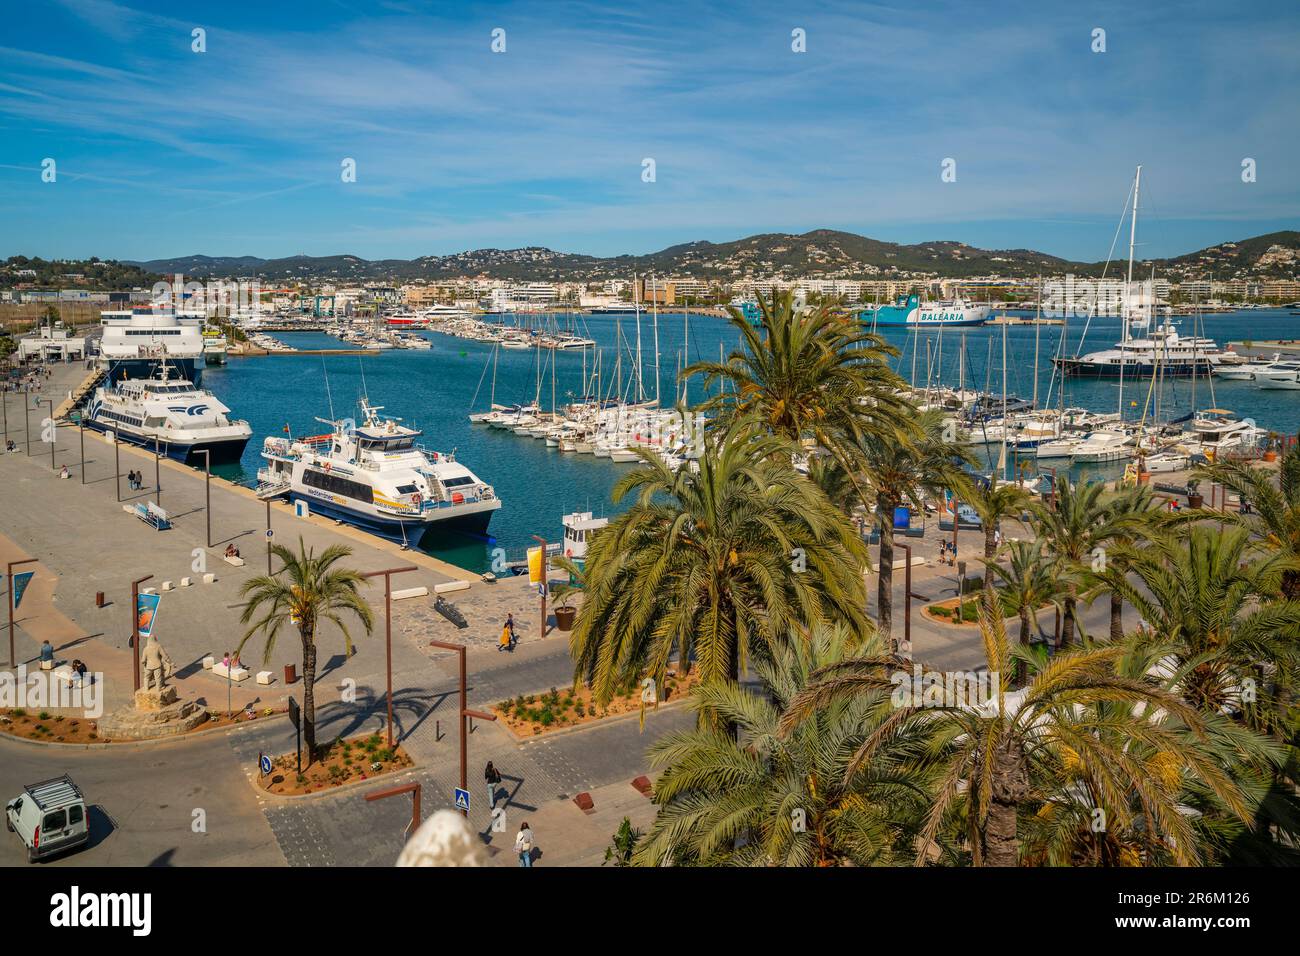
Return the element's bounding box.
[198,308,1300,570]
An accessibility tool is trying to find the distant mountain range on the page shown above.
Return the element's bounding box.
[78,228,1300,284]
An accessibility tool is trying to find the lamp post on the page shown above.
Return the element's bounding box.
[265,499,273,575]
[530,534,548,639]
[2,386,8,448]
[24,388,31,457]
[194,448,212,548]
[153,436,161,504]
[131,574,153,692]
[892,538,916,656]
[114,432,121,502]
[41,398,55,472]
[363,565,417,749]
[428,639,497,817]
[7,558,39,668]
[78,419,85,484]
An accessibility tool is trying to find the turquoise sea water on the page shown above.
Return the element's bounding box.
[199,308,1300,571]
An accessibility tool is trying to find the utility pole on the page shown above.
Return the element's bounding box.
[131,574,153,692]
[531,535,548,639]
[194,449,212,548]
[363,566,417,749]
[7,558,39,668]
[428,640,497,817]
[114,433,121,502]
[79,420,85,484]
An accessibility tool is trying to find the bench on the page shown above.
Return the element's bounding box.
[211,662,250,682]
[256,670,274,685]
[223,555,245,567]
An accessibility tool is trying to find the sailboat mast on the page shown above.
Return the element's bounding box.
[652,283,660,406]
[1118,165,1141,421]
[1032,276,1041,409]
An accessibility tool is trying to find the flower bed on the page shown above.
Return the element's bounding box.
[260,732,413,795]
[493,670,700,737]
[0,703,289,744]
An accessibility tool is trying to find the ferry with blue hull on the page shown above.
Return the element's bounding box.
[858,295,990,328]
[97,310,207,385]
[256,399,501,546]
[82,369,252,465]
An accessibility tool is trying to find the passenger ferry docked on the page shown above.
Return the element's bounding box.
[256,399,501,545]
[97,309,207,384]
[82,367,252,464]
[858,295,990,328]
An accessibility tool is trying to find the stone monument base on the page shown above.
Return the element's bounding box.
[98,687,208,740]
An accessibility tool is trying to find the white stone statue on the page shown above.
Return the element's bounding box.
[140,634,175,691]
[396,810,486,867]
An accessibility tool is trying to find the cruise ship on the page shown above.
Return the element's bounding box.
[858,295,990,328]
[97,310,207,384]
[202,328,228,366]
[82,367,252,464]
[256,399,501,545]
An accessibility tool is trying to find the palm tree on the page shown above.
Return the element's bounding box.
[959,478,1032,595]
[1195,444,1300,599]
[237,538,374,760]
[684,289,909,467]
[782,609,1252,866]
[1108,525,1300,725]
[569,424,871,715]
[983,539,1064,683]
[856,409,971,646]
[1030,478,1145,647]
[633,624,908,866]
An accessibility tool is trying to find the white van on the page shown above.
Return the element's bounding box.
[5,775,89,863]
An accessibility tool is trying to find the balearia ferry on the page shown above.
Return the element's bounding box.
[83,366,252,464]
[256,399,501,545]
[858,295,990,328]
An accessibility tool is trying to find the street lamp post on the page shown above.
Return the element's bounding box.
[114,433,121,502]
[7,558,39,668]
[364,781,422,841]
[265,499,273,575]
[42,399,55,472]
[531,534,548,639]
[79,419,85,484]
[194,448,212,548]
[131,574,153,692]
[153,437,161,504]
[363,565,417,749]
[24,388,31,457]
[428,639,497,817]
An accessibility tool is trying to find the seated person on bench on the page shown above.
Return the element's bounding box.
[225,544,241,559]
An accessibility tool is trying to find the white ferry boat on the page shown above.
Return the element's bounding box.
[202,328,228,366]
[83,367,251,464]
[256,399,501,545]
[859,295,990,328]
[97,310,206,384]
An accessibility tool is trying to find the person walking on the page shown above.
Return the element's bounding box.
[485,760,502,810]
[515,822,534,867]
[498,620,512,652]
[506,612,517,648]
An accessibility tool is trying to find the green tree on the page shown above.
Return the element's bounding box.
[237,538,374,760]
[568,425,870,715]
[783,610,1251,866]
[983,539,1064,683]
[634,624,903,866]
[959,478,1032,595]
[856,409,971,647]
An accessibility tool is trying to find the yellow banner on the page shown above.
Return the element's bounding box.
[527,546,543,585]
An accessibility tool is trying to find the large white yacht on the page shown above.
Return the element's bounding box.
[256,399,501,545]
[83,366,251,464]
[97,309,207,384]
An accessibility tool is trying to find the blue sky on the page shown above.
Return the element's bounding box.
[1,0,1297,262]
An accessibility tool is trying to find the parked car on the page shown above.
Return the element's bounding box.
[5,775,89,863]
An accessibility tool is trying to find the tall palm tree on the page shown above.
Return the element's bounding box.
[238,538,374,760]
[1030,478,1144,646]
[633,624,908,866]
[1108,526,1300,725]
[569,424,871,714]
[1195,443,1300,599]
[856,409,971,646]
[782,609,1252,866]
[959,478,1032,595]
[684,289,910,467]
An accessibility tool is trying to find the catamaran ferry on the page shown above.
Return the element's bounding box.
[858,295,990,328]
[256,399,501,545]
[82,367,252,464]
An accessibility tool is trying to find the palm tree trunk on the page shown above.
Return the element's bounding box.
[984,522,997,593]
[984,744,1027,867]
[876,509,894,649]
[1017,609,1030,685]
[302,634,317,763]
[1060,588,1077,647]
[1109,590,1123,641]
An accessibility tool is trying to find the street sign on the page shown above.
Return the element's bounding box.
[259,753,272,775]
[287,696,300,729]
[453,787,471,813]
[265,529,275,539]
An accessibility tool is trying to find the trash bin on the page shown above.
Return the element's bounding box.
[95,591,105,608]
[284,663,296,684]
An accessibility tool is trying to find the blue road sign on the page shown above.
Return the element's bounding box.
[259,754,272,775]
[453,787,471,812]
